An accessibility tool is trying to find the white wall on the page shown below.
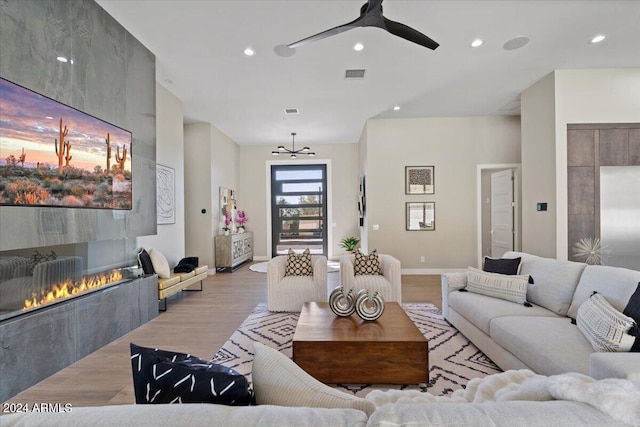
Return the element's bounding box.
[520,72,556,257]
[184,122,239,269]
[238,143,359,260]
[365,116,521,270]
[521,68,640,259]
[137,83,185,266]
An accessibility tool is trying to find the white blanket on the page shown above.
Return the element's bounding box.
[366,370,640,427]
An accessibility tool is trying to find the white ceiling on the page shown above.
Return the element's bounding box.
[96,1,640,147]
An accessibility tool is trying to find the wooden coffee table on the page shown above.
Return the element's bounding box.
[292,301,428,384]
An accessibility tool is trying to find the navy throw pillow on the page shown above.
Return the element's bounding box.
[130,343,253,405]
[137,249,155,275]
[623,283,640,352]
[483,257,521,275]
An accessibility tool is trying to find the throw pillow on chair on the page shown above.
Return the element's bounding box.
[354,249,382,275]
[285,248,313,276]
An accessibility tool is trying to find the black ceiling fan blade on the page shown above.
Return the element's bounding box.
[364,0,384,15]
[383,18,439,50]
[287,19,360,49]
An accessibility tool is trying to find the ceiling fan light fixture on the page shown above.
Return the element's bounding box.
[291,153,297,159]
[471,39,484,48]
[272,151,279,156]
[590,34,606,44]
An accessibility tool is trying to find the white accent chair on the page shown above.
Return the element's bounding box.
[340,254,402,302]
[267,255,328,312]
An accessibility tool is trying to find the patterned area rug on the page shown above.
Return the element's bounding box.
[249,261,340,273]
[212,303,501,397]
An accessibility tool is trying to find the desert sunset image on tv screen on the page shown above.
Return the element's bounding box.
[0,77,132,209]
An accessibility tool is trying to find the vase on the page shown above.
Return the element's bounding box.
[224,230,230,236]
[238,227,245,234]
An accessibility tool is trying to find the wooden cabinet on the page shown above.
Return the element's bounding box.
[215,232,253,272]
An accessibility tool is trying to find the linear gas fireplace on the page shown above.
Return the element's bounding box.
[0,245,158,402]
[0,250,142,322]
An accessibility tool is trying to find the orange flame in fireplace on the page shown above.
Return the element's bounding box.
[23,270,123,310]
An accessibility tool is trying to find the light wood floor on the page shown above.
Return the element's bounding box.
[3,263,442,407]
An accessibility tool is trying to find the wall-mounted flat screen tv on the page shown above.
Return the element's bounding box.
[0,77,132,210]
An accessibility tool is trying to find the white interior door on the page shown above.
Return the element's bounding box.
[491,169,514,258]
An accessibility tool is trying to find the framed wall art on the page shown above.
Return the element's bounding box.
[406,202,435,231]
[405,165,434,195]
[156,164,175,224]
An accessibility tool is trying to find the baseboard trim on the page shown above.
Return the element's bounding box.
[401,268,467,275]
[253,256,269,261]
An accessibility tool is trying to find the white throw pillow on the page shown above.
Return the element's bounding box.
[148,249,170,279]
[251,342,375,416]
[466,267,529,305]
[577,293,638,352]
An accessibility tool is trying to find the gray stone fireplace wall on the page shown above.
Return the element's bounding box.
[0,0,157,253]
[0,0,158,401]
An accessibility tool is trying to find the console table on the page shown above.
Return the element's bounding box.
[215,231,253,272]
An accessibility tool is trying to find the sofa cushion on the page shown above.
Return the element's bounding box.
[149,249,171,279]
[448,291,558,335]
[354,249,382,276]
[466,267,529,305]
[490,317,593,375]
[366,401,629,427]
[567,265,640,319]
[251,342,375,416]
[483,256,522,275]
[130,343,253,406]
[0,404,369,427]
[285,248,313,277]
[525,259,587,316]
[577,293,638,352]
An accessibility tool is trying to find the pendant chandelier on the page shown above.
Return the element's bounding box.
[271,132,315,158]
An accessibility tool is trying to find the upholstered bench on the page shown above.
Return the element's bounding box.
[158,265,208,311]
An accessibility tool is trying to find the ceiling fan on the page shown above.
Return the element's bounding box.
[287,0,439,50]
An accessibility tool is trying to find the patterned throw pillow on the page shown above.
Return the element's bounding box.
[130,343,254,405]
[285,248,313,276]
[466,267,529,305]
[354,249,382,276]
[577,292,639,352]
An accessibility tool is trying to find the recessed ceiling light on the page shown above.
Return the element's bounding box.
[353,43,364,51]
[243,48,255,56]
[393,105,400,111]
[590,34,606,44]
[470,39,484,48]
[56,56,68,63]
[503,36,530,51]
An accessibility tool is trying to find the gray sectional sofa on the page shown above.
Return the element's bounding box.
[442,251,640,382]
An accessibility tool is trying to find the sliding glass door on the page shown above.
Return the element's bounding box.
[271,164,327,256]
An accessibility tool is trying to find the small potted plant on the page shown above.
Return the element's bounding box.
[236,211,247,233]
[222,211,231,235]
[339,236,360,254]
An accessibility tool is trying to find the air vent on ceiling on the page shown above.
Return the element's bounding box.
[284,108,299,115]
[345,69,366,79]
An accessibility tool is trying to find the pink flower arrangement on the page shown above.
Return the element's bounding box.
[236,211,247,227]
[223,211,231,230]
